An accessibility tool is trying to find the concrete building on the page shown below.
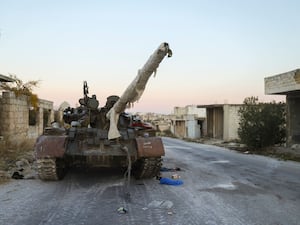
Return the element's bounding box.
[0,91,54,147]
[0,74,14,82]
[265,68,300,147]
[197,104,242,141]
[171,105,206,139]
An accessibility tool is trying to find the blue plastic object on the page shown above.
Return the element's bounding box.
[159,177,183,186]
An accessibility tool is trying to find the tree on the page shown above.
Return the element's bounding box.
[238,96,286,149]
[0,74,40,110]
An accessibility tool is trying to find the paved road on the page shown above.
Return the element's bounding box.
[0,137,300,225]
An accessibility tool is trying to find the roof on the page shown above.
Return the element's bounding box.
[197,104,243,108]
[265,68,300,95]
[0,74,14,82]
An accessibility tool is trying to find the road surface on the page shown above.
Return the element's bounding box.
[0,137,299,225]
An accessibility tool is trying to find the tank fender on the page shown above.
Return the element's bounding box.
[135,137,165,157]
[35,135,67,159]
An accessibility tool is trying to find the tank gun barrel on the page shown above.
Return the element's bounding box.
[107,42,172,139]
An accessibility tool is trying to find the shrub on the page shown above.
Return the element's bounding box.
[238,96,286,149]
[0,74,40,110]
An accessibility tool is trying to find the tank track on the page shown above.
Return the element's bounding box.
[37,158,66,181]
[133,157,162,179]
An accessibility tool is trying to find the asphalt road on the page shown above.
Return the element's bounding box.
[0,137,300,225]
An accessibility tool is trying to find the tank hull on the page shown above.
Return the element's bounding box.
[34,129,165,180]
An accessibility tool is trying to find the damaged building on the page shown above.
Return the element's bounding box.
[265,68,300,147]
[0,74,54,148]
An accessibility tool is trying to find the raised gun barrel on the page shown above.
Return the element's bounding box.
[107,42,172,139]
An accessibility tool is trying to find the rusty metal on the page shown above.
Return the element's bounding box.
[35,135,67,158]
[135,137,165,157]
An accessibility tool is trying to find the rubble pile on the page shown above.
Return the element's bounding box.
[0,151,37,182]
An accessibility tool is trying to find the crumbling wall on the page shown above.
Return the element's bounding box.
[0,91,53,148]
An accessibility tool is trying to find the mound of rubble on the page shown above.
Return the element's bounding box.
[0,151,37,182]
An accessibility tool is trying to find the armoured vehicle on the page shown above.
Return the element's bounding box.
[34,43,172,181]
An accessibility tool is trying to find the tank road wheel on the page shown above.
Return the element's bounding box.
[37,158,67,181]
[133,157,162,179]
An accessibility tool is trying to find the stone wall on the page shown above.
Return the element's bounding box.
[0,91,53,148]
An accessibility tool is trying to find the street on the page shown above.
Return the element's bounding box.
[1,137,300,225]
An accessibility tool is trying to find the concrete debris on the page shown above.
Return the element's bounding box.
[10,158,37,180]
[117,207,127,214]
[171,174,180,179]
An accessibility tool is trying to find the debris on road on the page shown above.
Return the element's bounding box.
[160,167,181,172]
[158,177,183,186]
[10,158,37,180]
[117,207,127,214]
[171,174,180,179]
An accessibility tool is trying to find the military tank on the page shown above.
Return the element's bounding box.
[34,42,172,181]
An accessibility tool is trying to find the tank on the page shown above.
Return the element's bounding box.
[34,42,172,181]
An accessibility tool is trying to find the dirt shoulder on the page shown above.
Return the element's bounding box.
[180,137,300,163]
[201,139,300,162]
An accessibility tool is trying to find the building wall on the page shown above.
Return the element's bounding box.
[206,107,223,139]
[0,91,53,146]
[172,106,205,139]
[186,106,206,118]
[223,105,241,141]
[0,92,28,143]
[157,123,170,132]
[184,114,200,139]
[174,120,186,138]
[173,106,187,116]
[286,92,300,146]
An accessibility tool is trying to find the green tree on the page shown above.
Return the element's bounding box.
[0,74,40,109]
[238,96,286,149]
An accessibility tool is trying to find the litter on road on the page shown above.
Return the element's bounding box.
[160,167,181,172]
[159,177,183,186]
[117,207,127,214]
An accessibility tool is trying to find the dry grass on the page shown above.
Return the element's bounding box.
[182,137,300,162]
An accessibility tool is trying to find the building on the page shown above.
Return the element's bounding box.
[265,68,300,147]
[197,104,242,141]
[171,105,206,139]
[0,74,14,82]
[0,91,54,147]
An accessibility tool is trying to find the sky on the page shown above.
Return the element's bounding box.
[1,0,299,114]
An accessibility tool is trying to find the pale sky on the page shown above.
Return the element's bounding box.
[1,0,299,114]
